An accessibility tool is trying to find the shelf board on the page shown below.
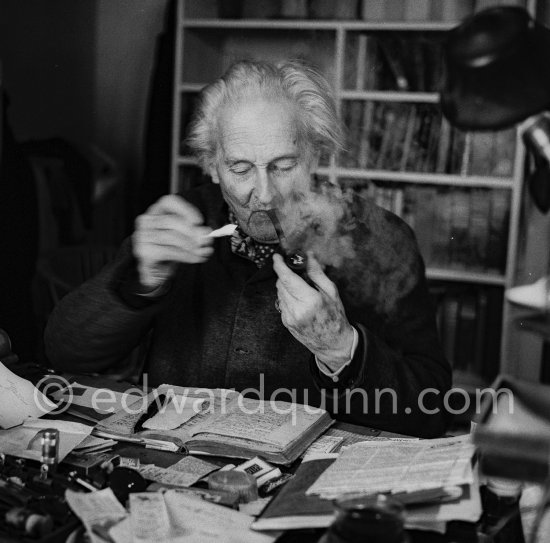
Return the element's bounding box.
[177,156,198,166]
[340,90,439,103]
[179,83,205,93]
[427,268,506,285]
[182,19,457,32]
[326,168,515,188]
[176,161,516,188]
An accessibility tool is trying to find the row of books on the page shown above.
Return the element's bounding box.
[430,282,503,383]
[340,101,516,177]
[344,33,444,92]
[191,0,526,22]
[344,180,510,273]
[361,0,526,23]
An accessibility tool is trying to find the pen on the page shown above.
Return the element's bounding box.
[134,394,167,433]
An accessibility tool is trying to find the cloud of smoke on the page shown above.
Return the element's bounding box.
[276,180,419,317]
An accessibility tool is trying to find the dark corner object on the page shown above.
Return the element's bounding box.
[440,6,550,131]
[473,375,550,483]
[440,6,550,213]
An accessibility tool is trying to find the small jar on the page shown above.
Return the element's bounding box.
[319,494,410,543]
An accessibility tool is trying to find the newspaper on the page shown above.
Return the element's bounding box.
[307,434,475,499]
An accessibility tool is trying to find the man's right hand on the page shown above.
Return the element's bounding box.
[132,195,214,289]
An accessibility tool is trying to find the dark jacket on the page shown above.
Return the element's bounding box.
[45,183,452,437]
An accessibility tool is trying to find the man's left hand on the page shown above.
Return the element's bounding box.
[273,252,355,372]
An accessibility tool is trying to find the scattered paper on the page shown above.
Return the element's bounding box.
[138,455,217,488]
[109,491,277,543]
[51,382,144,415]
[0,418,92,461]
[302,436,343,461]
[130,493,171,542]
[66,487,127,543]
[163,491,277,542]
[0,362,56,428]
[143,395,205,431]
[307,435,475,499]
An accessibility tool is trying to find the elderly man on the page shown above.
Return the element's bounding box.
[45,60,451,437]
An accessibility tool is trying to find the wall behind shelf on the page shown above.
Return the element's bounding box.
[0,0,169,224]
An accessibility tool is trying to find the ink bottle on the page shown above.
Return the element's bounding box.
[319,494,410,543]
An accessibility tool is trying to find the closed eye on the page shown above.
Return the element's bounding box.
[269,158,297,173]
[229,162,252,175]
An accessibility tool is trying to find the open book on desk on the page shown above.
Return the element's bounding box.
[94,384,333,465]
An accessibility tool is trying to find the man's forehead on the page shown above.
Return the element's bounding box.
[218,98,298,138]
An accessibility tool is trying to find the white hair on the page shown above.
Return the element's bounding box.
[186,59,343,172]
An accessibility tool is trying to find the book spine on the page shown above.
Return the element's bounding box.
[432,0,475,21]
[399,106,417,172]
[361,0,386,20]
[475,0,525,12]
[404,0,431,21]
[357,100,375,169]
[355,34,368,90]
[469,189,491,271]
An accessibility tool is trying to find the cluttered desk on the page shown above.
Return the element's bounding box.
[0,360,535,543]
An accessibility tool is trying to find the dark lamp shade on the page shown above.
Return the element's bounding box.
[440,6,550,131]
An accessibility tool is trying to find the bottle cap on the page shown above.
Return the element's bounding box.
[486,476,523,497]
[208,470,258,503]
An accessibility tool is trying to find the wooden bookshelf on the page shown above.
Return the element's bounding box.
[170,0,537,385]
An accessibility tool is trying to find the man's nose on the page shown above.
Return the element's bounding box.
[255,168,277,205]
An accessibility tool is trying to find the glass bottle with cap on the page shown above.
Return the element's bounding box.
[318,493,410,543]
[479,477,525,543]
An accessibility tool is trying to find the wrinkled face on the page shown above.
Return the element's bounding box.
[209,98,318,243]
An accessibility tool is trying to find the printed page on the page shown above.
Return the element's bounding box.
[98,386,239,439]
[138,456,217,488]
[307,434,475,499]
[0,362,56,428]
[96,392,152,435]
[190,397,327,448]
[66,488,127,543]
[163,490,277,543]
[142,396,205,431]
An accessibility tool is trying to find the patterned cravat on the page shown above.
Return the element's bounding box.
[228,212,278,268]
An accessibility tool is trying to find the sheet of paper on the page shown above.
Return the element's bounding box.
[189,397,326,447]
[0,418,92,461]
[51,382,144,415]
[163,490,277,542]
[139,456,217,487]
[0,361,56,428]
[110,491,277,543]
[130,493,171,542]
[66,487,127,543]
[307,434,475,499]
[98,387,240,438]
[143,396,205,430]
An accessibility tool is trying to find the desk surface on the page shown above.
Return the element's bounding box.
[3,368,525,543]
